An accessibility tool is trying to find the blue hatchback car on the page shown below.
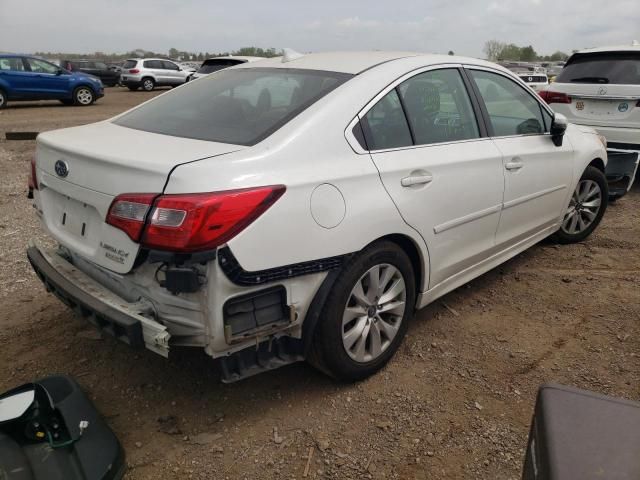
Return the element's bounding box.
[0,54,104,109]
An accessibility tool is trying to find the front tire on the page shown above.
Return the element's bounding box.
[0,89,7,109]
[141,77,155,91]
[309,241,415,381]
[73,86,95,106]
[553,166,608,244]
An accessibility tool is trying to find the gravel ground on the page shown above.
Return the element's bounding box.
[0,89,638,479]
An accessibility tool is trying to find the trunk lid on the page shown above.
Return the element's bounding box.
[35,121,243,274]
[551,82,640,128]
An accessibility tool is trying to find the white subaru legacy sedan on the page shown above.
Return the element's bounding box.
[28,52,608,382]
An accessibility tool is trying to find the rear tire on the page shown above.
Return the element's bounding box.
[552,166,608,244]
[0,89,7,109]
[141,77,155,91]
[72,86,95,106]
[309,241,415,381]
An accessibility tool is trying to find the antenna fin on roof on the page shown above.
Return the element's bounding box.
[281,48,304,63]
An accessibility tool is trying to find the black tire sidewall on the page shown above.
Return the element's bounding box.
[316,241,416,381]
[555,166,608,244]
[0,89,6,109]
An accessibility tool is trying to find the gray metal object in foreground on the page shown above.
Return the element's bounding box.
[523,383,640,479]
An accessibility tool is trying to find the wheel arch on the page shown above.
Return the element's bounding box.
[301,232,428,355]
[589,157,605,173]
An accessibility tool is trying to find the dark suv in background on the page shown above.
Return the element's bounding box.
[62,60,120,87]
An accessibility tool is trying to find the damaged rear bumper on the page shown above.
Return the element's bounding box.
[606,148,639,198]
[27,240,171,357]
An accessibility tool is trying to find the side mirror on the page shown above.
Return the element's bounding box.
[550,113,568,147]
[0,386,35,423]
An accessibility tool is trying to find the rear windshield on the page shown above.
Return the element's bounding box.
[113,68,352,146]
[557,52,640,85]
[123,60,137,69]
[198,59,243,74]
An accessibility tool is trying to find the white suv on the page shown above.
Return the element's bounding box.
[120,58,191,91]
[28,52,608,382]
[540,43,640,195]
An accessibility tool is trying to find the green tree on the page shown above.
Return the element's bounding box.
[519,45,537,61]
[168,48,179,58]
[448,50,454,55]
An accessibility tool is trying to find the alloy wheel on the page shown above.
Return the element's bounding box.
[0,92,5,108]
[342,264,406,363]
[562,179,602,235]
[143,79,154,91]
[76,88,93,105]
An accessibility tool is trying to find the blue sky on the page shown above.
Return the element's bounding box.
[1,0,638,57]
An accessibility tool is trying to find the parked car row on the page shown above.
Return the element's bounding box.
[0,54,269,107]
[0,54,104,108]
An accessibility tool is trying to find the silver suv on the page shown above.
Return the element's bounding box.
[120,58,191,91]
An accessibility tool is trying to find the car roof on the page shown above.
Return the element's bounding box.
[204,56,265,62]
[234,51,500,74]
[574,41,640,54]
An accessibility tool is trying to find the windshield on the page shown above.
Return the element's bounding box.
[197,59,243,74]
[113,68,352,145]
[556,52,640,85]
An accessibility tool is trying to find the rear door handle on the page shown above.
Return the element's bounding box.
[401,174,433,187]
[505,159,524,171]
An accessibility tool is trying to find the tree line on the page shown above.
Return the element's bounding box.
[483,40,569,62]
[32,47,280,62]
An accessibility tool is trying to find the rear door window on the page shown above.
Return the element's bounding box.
[557,52,640,85]
[0,57,26,71]
[469,70,545,137]
[361,90,413,150]
[143,60,163,69]
[397,69,480,145]
[114,68,352,146]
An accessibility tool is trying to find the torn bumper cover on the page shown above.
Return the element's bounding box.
[605,148,639,198]
[27,240,170,357]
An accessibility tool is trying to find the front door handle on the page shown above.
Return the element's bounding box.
[505,159,524,171]
[401,174,433,187]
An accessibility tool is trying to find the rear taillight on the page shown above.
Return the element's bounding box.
[538,90,571,104]
[106,186,285,252]
[128,68,140,74]
[27,158,38,198]
[106,193,157,241]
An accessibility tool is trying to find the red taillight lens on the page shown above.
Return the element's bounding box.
[129,68,140,74]
[538,90,571,104]
[28,158,38,195]
[107,186,285,253]
[141,186,285,252]
[106,193,157,241]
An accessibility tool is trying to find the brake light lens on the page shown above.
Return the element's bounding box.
[106,186,285,252]
[538,90,571,104]
[106,193,156,241]
[128,69,140,74]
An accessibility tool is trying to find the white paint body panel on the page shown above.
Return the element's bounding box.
[31,51,607,361]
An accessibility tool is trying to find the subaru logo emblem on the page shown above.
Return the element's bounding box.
[597,86,607,95]
[54,160,69,178]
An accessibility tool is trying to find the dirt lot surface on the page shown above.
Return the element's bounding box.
[1,89,638,480]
